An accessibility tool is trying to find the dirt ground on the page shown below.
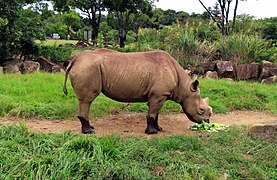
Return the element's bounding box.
[1,110,277,137]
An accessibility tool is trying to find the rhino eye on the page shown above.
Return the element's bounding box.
[198,107,205,115]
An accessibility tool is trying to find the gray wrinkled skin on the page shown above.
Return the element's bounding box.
[64,49,212,134]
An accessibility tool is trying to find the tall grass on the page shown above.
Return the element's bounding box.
[0,124,276,179]
[217,34,272,66]
[163,25,216,67]
[0,73,277,119]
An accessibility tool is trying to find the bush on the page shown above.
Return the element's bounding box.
[216,34,274,66]
[37,45,73,64]
[163,25,216,67]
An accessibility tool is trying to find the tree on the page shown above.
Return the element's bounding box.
[149,8,164,29]
[198,0,246,36]
[52,0,104,45]
[17,8,45,59]
[44,13,68,38]
[104,0,153,48]
[262,17,277,45]
[176,11,190,23]
[62,10,81,39]
[0,0,40,62]
[162,9,176,25]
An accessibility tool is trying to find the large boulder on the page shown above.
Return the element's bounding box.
[261,75,277,84]
[235,63,260,81]
[216,61,234,78]
[35,56,64,73]
[204,71,218,79]
[198,61,217,72]
[249,121,277,142]
[52,65,65,74]
[3,60,22,74]
[260,61,277,79]
[21,61,40,73]
[35,56,55,72]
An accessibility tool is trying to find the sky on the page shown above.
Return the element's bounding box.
[154,0,277,19]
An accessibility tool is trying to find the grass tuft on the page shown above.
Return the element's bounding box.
[0,124,276,179]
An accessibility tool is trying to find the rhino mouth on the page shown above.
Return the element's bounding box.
[185,112,210,124]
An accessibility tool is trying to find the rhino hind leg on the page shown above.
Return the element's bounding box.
[78,116,94,134]
[77,100,95,134]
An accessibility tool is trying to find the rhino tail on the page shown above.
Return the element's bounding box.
[63,56,76,95]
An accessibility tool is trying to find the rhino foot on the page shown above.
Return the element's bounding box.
[154,126,163,131]
[82,126,95,134]
[145,127,158,134]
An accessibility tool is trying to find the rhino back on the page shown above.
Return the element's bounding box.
[99,51,179,102]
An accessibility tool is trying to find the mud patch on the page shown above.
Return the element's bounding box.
[1,111,276,137]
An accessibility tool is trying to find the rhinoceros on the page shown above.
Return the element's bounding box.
[63,49,212,134]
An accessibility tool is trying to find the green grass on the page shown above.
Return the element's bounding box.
[35,39,78,47]
[1,73,276,179]
[35,39,93,56]
[0,73,277,119]
[0,124,276,179]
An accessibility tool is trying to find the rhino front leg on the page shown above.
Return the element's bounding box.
[145,95,166,134]
[154,114,163,131]
[77,101,94,134]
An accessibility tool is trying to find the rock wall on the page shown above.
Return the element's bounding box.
[1,57,65,74]
[195,60,277,84]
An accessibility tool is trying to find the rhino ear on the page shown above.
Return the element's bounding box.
[190,80,199,92]
[203,97,209,105]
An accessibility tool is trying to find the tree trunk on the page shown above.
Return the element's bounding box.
[119,35,126,48]
[231,0,239,34]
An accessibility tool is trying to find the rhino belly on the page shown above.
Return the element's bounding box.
[101,84,149,102]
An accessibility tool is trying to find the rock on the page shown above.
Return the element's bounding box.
[0,66,3,74]
[198,61,217,72]
[261,75,277,84]
[3,60,22,74]
[35,56,64,73]
[260,61,277,79]
[249,121,277,142]
[235,63,260,81]
[222,78,234,81]
[193,66,205,75]
[216,61,234,78]
[204,71,218,79]
[52,65,65,74]
[21,61,40,73]
[35,56,56,72]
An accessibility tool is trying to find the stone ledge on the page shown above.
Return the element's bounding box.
[249,121,277,142]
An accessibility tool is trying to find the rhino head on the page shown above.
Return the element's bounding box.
[181,80,212,124]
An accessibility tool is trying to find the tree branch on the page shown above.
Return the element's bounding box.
[198,0,222,29]
[231,0,239,34]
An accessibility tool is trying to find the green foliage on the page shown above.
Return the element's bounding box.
[261,17,277,44]
[0,17,8,27]
[0,1,43,61]
[162,25,216,67]
[216,34,274,65]
[37,45,73,64]
[0,124,276,179]
[200,79,277,114]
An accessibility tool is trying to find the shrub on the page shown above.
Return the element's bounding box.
[163,25,216,67]
[37,45,73,65]
[138,28,162,50]
[216,34,273,66]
